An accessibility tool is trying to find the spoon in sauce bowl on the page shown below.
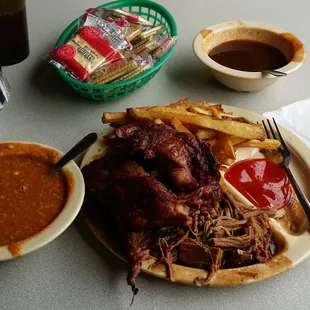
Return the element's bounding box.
[49,132,98,176]
[260,70,287,77]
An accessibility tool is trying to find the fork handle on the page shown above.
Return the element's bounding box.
[283,165,310,222]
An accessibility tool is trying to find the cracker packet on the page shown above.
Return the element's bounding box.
[83,8,147,42]
[130,34,168,55]
[112,53,154,83]
[87,55,143,84]
[47,13,131,81]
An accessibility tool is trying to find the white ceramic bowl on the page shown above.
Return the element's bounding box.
[193,21,306,92]
[0,142,85,261]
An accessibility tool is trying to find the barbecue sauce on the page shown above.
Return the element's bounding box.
[225,158,292,210]
[0,1,29,66]
[209,39,288,72]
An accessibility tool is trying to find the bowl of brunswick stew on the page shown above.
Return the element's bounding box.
[0,142,84,260]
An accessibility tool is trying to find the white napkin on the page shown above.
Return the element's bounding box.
[263,98,310,148]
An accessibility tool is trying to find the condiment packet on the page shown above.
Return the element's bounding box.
[152,36,177,60]
[87,55,142,84]
[47,13,131,81]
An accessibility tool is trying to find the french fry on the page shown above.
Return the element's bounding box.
[193,103,223,111]
[102,101,278,166]
[220,176,229,188]
[149,106,197,116]
[212,148,234,165]
[190,107,250,123]
[127,108,152,120]
[219,133,236,160]
[209,104,223,112]
[173,98,190,105]
[188,106,212,116]
[170,100,210,110]
[190,101,211,109]
[102,112,127,124]
[171,117,190,133]
[168,98,190,109]
[128,108,265,140]
[188,105,223,116]
[204,139,221,147]
[210,106,222,119]
[236,139,281,150]
[196,129,217,139]
[154,118,164,124]
[205,136,246,147]
[221,111,233,115]
[230,137,247,145]
[221,115,250,124]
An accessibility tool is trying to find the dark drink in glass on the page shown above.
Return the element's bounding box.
[0,0,29,66]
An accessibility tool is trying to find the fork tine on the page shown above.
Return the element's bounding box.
[262,120,271,139]
[272,118,287,149]
[267,119,277,140]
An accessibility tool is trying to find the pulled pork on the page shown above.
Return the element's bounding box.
[82,122,276,290]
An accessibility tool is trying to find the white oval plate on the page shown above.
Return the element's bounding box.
[81,105,310,286]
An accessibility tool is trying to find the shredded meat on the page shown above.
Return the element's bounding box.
[179,238,223,270]
[126,232,150,287]
[208,235,253,248]
[248,215,273,263]
[231,250,253,266]
[242,207,276,219]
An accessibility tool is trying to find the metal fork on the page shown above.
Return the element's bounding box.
[262,118,310,222]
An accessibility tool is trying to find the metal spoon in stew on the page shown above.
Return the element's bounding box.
[49,132,98,176]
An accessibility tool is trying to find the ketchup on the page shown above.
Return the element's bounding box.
[224,159,292,210]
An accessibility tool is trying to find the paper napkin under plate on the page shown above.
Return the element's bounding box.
[264,98,310,148]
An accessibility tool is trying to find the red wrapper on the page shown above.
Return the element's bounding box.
[48,13,131,81]
[152,36,177,60]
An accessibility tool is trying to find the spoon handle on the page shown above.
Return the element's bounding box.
[53,132,98,174]
[261,70,287,77]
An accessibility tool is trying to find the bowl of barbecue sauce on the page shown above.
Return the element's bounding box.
[193,21,306,92]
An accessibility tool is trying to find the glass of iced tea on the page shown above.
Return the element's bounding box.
[0,0,29,66]
[0,0,29,107]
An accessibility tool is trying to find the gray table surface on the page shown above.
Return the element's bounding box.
[1,0,310,309]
